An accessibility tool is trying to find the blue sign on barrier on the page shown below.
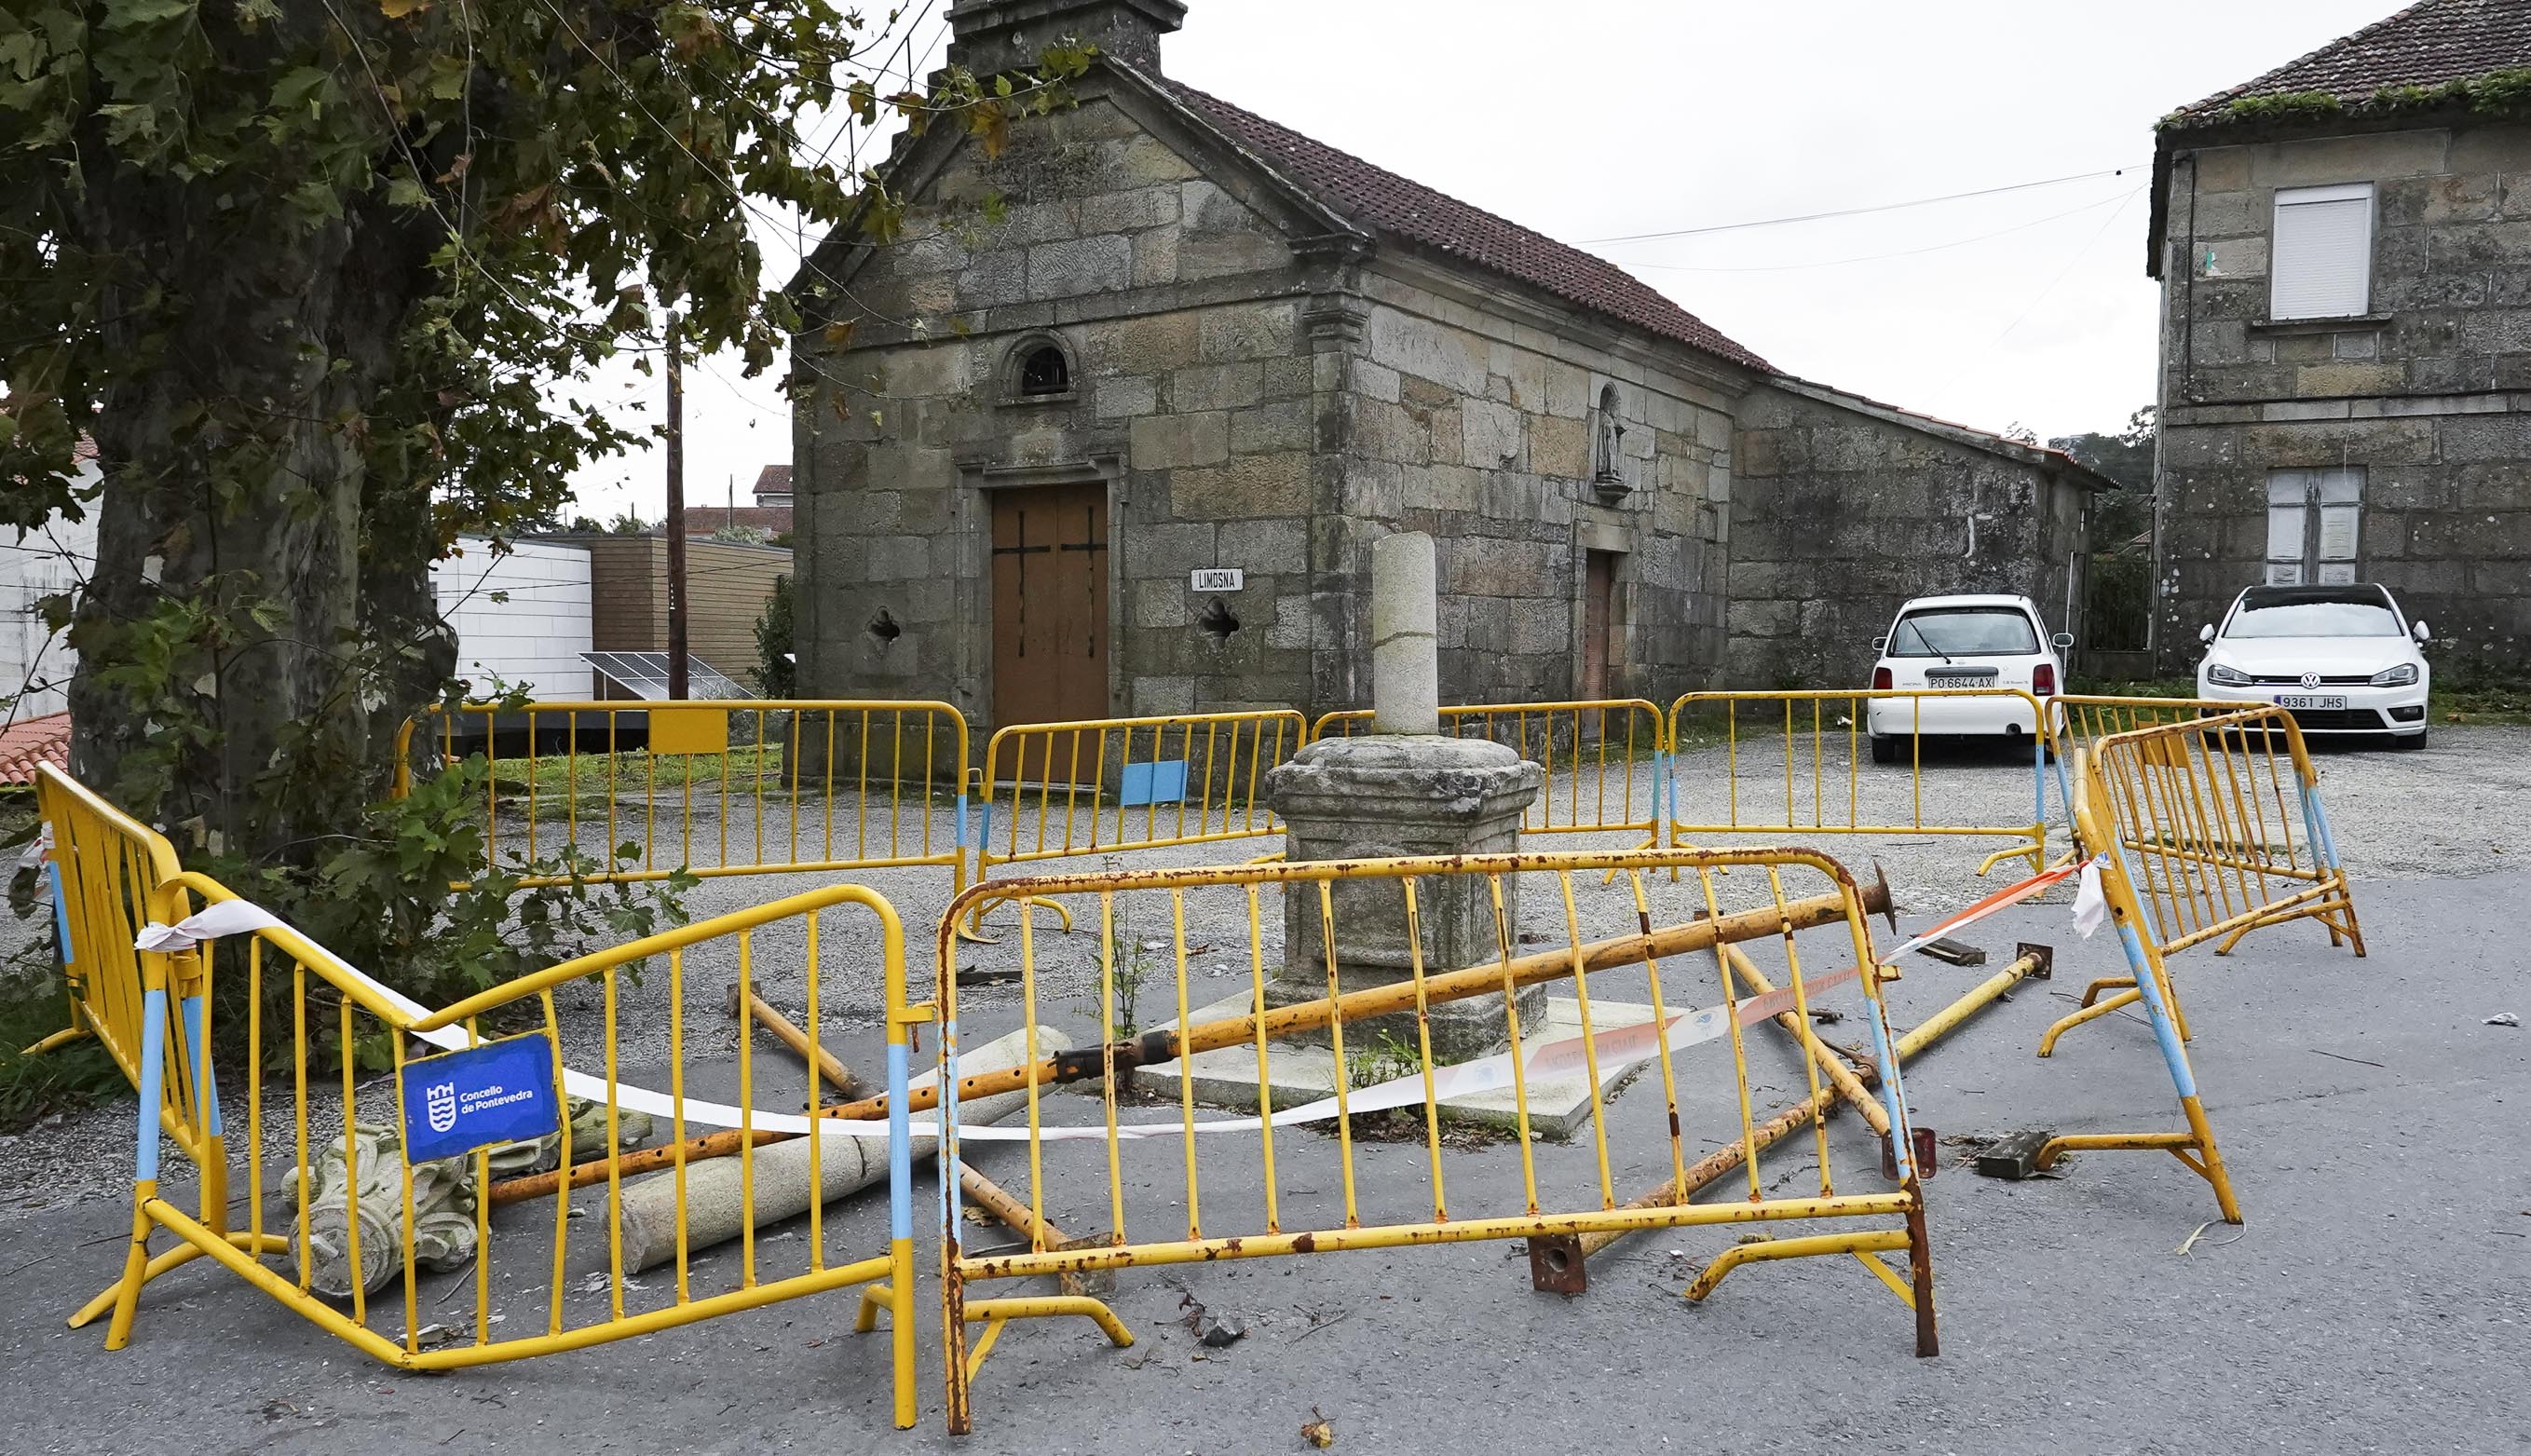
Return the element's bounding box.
[1120,758,1189,807]
[401,1034,562,1163]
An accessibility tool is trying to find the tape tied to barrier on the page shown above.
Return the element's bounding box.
[134,865,2092,1150]
[132,901,1855,1146]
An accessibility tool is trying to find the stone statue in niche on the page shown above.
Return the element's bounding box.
[1594,388,1626,484]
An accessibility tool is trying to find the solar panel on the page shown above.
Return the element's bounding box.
[580,650,752,701]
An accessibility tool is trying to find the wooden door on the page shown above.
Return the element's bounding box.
[1581,549,1615,700]
[990,484,1109,750]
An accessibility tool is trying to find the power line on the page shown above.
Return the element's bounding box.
[1620,185,2143,275]
[1577,166,2146,247]
[1937,186,2148,397]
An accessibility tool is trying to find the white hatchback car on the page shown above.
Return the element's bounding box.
[2196,583,2431,747]
[1866,593,2070,763]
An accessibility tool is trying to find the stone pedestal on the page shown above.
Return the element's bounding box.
[1262,734,1544,1061]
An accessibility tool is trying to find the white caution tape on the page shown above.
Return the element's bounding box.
[133,899,1871,1147]
[1877,858,2086,963]
[2071,857,2110,939]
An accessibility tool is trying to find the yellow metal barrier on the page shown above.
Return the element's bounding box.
[2040,703,2362,1058]
[1667,690,2050,877]
[394,700,969,896]
[1310,699,1667,840]
[928,847,1938,1434]
[2043,693,2261,758]
[33,765,237,1246]
[965,710,1308,937]
[2039,695,2264,850]
[43,771,927,1424]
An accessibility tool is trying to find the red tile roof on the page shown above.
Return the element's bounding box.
[0,713,70,788]
[2170,0,2531,124]
[1157,78,1773,373]
[694,505,792,537]
[754,463,792,499]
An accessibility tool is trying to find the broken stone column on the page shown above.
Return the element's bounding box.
[1264,531,1544,1062]
[1369,531,1440,735]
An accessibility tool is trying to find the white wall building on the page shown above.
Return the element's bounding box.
[2,449,102,723]
[10,483,595,719]
[431,536,594,699]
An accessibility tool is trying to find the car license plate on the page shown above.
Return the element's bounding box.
[2275,695,2346,711]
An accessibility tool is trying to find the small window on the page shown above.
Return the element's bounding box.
[2266,467,2364,586]
[2269,184,2374,320]
[1594,385,1625,483]
[1017,343,1069,397]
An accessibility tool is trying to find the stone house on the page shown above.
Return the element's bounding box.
[2147,0,2531,675]
[786,0,2108,738]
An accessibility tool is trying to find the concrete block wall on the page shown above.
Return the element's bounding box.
[1725,385,2087,687]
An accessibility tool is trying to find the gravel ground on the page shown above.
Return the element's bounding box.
[5,725,2524,1225]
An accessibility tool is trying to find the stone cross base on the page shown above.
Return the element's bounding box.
[1261,733,1545,1062]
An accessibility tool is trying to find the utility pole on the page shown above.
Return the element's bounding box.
[664,312,690,700]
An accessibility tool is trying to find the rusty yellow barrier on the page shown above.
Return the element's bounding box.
[928,847,1938,1435]
[2043,694,2262,759]
[1311,699,1667,841]
[2028,741,2249,1222]
[1667,689,2050,877]
[395,700,969,896]
[2041,703,2362,1059]
[43,768,927,1426]
[2038,694,2264,850]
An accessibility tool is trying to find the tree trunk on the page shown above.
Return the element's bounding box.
[68,184,452,864]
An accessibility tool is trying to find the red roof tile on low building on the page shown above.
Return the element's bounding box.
[2170,0,2531,124]
[1156,78,1773,374]
[0,713,71,788]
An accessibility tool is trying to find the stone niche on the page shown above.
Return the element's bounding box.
[1262,733,1544,1061]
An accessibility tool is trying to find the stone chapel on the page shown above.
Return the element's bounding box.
[785,0,2109,733]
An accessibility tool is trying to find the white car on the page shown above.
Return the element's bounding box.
[1866,593,2071,763]
[2196,583,2431,747]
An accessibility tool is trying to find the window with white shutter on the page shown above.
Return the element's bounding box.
[2266,467,2365,585]
[2269,184,2374,320]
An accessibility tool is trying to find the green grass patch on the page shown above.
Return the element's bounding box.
[2433,681,2531,727]
[486,745,788,800]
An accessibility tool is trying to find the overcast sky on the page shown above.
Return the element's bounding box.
[566,0,2400,521]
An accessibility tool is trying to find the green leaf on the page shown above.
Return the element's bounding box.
[101,0,196,28]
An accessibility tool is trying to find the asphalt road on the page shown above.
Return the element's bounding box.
[1,855,2524,1455]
